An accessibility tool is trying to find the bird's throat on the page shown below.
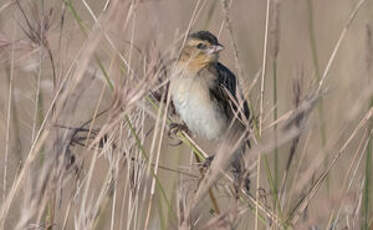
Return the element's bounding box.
[178,54,215,74]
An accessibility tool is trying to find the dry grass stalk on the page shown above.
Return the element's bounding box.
[0,0,372,229]
[290,107,373,225]
[316,0,367,94]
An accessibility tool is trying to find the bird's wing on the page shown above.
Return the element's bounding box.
[208,62,250,122]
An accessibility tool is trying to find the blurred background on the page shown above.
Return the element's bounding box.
[0,0,373,229]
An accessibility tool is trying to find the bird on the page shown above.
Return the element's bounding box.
[169,30,251,190]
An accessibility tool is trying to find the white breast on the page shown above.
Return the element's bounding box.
[170,69,227,140]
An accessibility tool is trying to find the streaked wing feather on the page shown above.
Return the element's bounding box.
[208,62,250,121]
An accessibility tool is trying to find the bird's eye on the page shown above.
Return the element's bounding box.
[196,43,207,49]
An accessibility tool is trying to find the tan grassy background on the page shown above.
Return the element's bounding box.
[0,0,373,229]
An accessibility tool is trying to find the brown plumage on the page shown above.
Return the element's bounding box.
[171,31,249,141]
[170,30,251,190]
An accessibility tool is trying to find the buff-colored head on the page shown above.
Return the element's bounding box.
[178,31,224,72]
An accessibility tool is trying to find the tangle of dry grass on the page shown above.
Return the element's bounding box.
[0,0,372,229]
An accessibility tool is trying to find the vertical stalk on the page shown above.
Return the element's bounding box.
[272,60,279,200]
[256,0,271,228]
[306,0,326,143]
[362,138,372,230]
[306,0,328,189]
[363,24,373,230]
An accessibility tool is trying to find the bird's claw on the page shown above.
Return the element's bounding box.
[232,168,251,198]
[168,122,189,137]
[201,155,215,169]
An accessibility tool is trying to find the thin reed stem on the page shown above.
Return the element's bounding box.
[256,0,271,229]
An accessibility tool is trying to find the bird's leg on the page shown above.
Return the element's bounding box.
[232,163,242,200]
[231,156,251,199]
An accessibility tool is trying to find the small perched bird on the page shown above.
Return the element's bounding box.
[170,31,250,189]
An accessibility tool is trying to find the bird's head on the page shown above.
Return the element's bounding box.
[178,31,224,72]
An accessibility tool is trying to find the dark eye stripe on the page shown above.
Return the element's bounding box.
[197,43,207,49]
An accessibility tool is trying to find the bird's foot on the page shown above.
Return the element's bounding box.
[232,168,250,199]
[201,155,215,170]
[168,122,190,137]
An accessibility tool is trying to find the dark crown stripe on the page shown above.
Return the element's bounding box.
[189,31,218,45]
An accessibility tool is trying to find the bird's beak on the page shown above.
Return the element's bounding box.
[212,44,224,53]
[206,44,224,55]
